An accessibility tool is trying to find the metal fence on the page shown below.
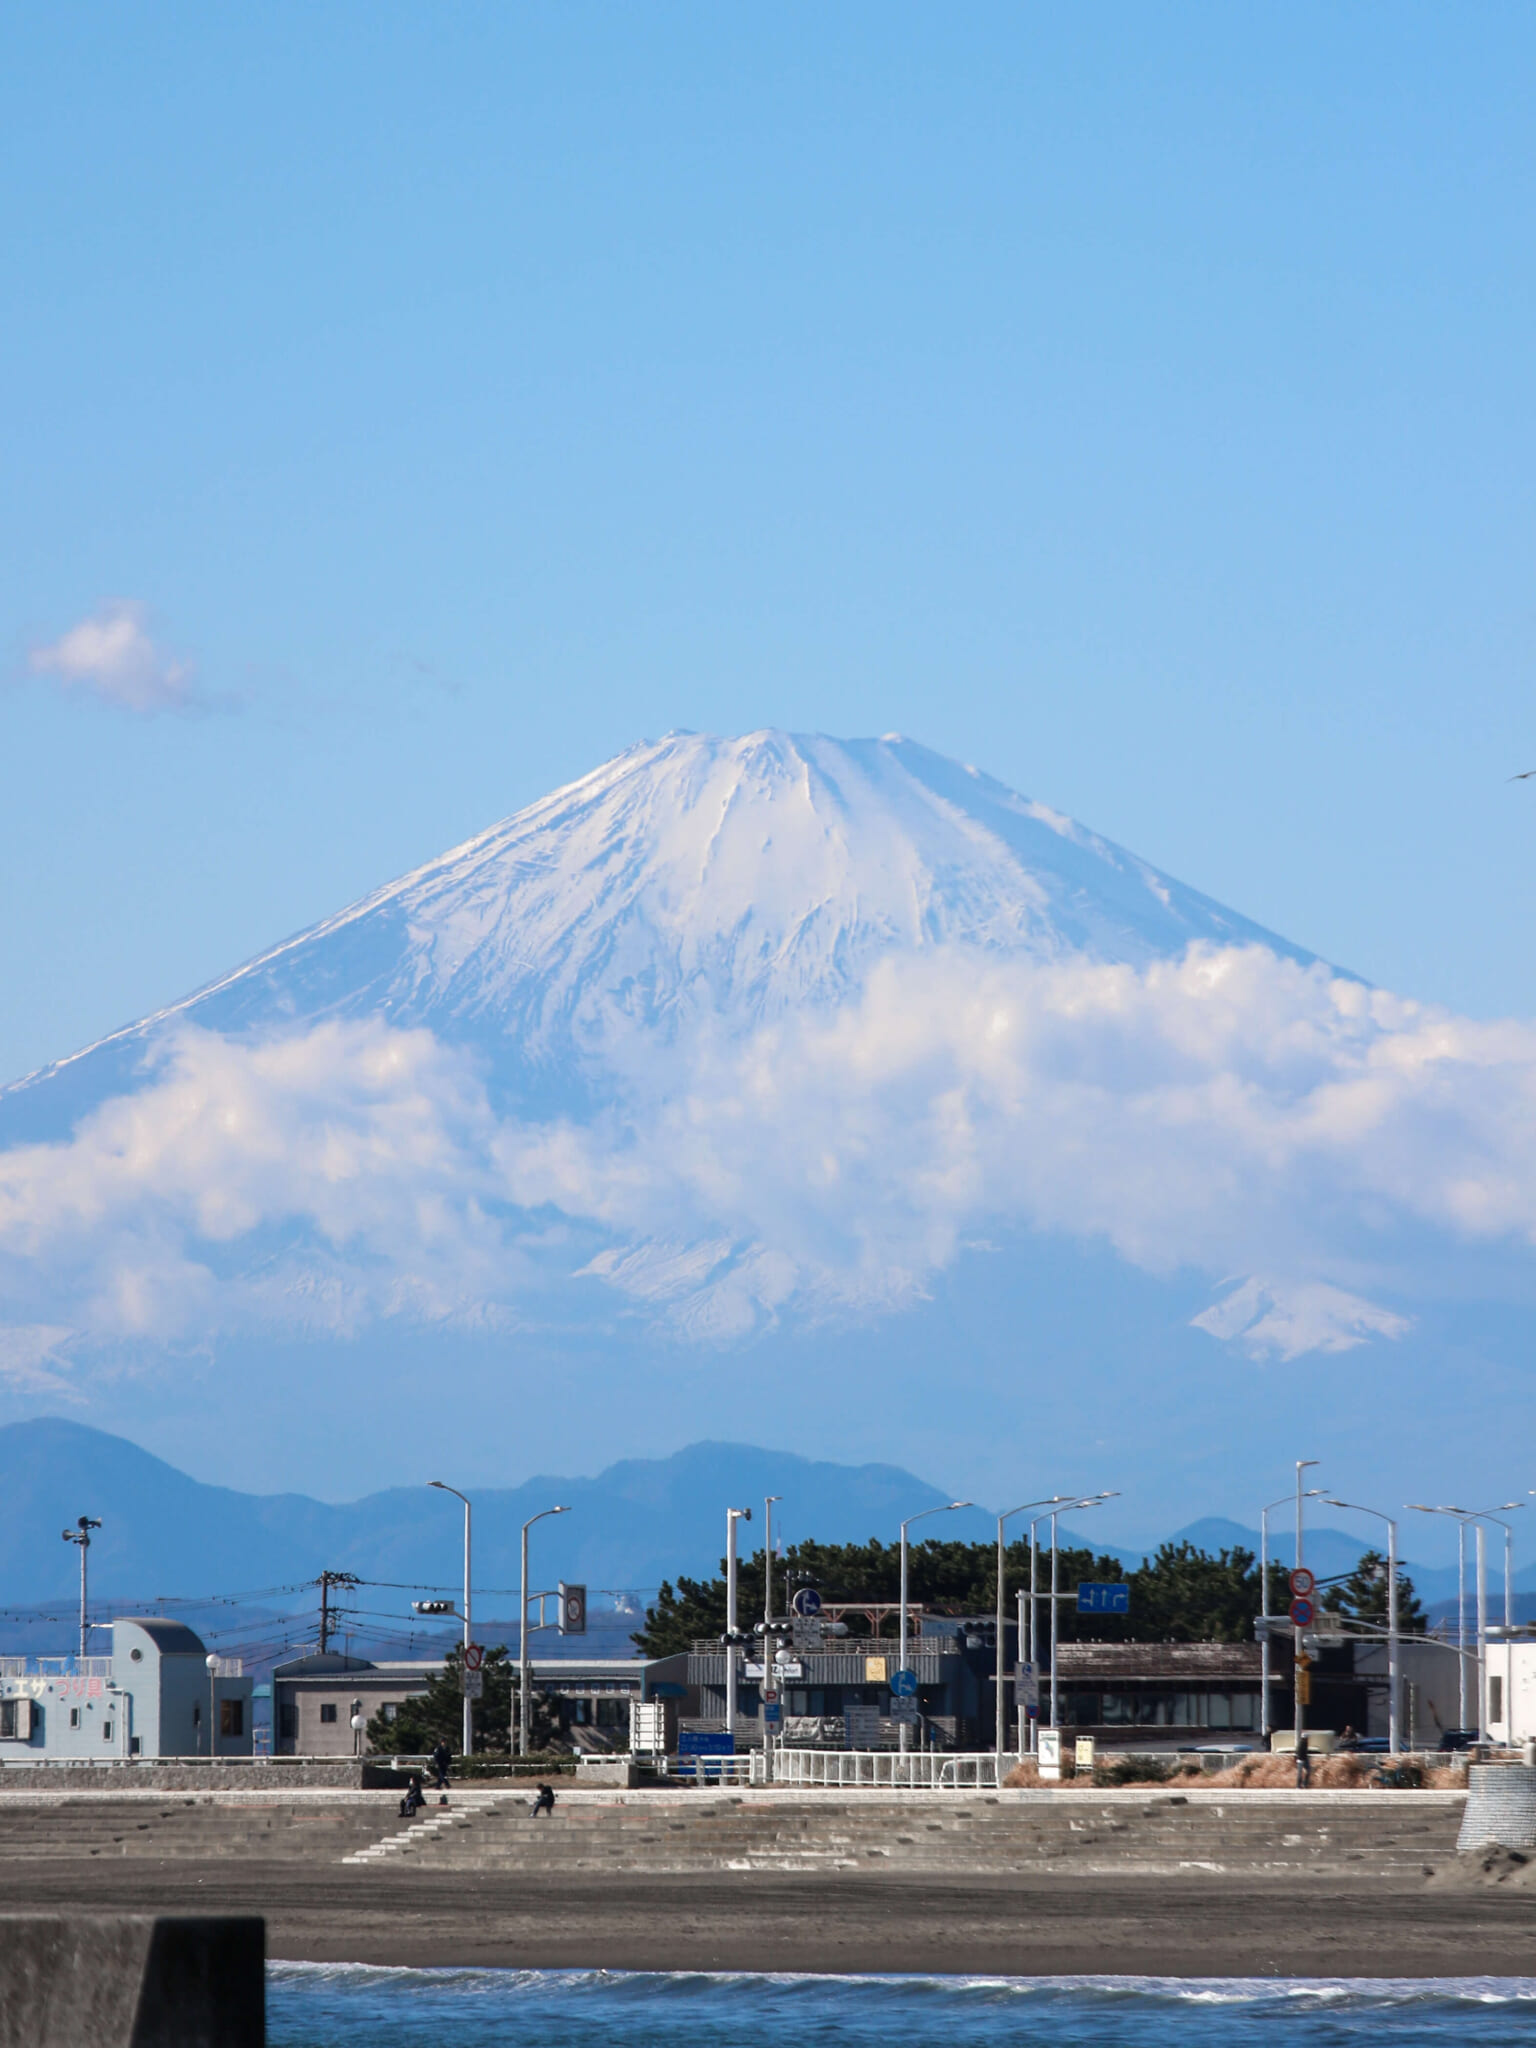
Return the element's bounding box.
[763,1748,1005,1789]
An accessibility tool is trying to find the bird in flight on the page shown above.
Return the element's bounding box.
[1512,770,1536,781]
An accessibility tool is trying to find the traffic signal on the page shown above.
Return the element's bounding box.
[412,1599,455,1616]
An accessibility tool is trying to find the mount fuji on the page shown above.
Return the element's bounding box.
[4,730,1536,1518]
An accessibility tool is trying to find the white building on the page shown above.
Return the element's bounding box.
[0,1618,251,1762]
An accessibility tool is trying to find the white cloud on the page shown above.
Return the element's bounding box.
[28,600,203,715]
[6,942,1536,1355]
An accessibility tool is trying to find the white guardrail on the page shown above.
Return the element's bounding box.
[761,1749,1005,1789]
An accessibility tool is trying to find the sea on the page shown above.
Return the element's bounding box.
[268,1965,1536,2047]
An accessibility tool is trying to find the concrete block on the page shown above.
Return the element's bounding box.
[0,1915,263,2048]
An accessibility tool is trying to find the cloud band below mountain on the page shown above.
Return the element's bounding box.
[4,941,1536,1372]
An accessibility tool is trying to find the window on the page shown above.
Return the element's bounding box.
[0,1698,33,1740]
[320,1703,338,1724]
[221,1699,244,1738]
[102,1722,114,1742]
[129,1737,141,1755]
[279,1705,298,1741]
[130,1648,143,1662]
[1491,1676,1504,1725]
[69,1707,81,1729]
[380,1702,398,1723]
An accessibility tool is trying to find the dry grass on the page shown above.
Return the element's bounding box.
[1003,1751,1464,1791]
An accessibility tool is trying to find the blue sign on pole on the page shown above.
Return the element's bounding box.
[890,1668,918,1697]
[765,1702,782,1723]
[678,1730,736,1756]
[1075,1582,1131,1615]
[791,1586,823,1617]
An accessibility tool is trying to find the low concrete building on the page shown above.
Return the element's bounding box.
[0,1618,251,1762]
[272,1653,436,1755]
[272,1649,693,1755]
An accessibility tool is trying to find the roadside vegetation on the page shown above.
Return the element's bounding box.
[636,1536,1315,1653]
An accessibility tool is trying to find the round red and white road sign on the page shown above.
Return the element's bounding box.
[463,1643,485,1672]
[1289,1567,1316,1598]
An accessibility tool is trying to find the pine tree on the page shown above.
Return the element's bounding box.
[364,1644,560,1755]
[1320,1549,1426,1632]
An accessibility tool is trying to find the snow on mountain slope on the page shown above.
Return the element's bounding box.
[1,732,1315,1126]
[6,729,1536,1392]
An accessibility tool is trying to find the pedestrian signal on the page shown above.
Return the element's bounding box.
[558,1582,587,1635]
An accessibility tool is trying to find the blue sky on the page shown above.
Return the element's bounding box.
[4,1,1536,1086]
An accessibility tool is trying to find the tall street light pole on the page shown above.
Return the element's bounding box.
[899,1502,971,1755]
[61,1516,102,1660]
[725,1507,752,1743]
[760,1496,782,1780]
[429,1481,473,1756]
[519,1505,571,1757]
[1409,1504,1479,1733]
[1442,1501,1521,1738]
[995,1496,1073,1773]
[1293,1461,1319,1757]
[1325,1497,1401,1755]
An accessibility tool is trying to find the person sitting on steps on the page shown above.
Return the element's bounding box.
[530,1782,556,1818]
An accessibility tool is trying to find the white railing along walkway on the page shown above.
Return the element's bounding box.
[761,1749,1005,1789]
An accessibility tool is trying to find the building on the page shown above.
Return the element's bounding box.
[271,1649,692,1755]
[688,1620,996,1749]
[0,1619,251,1762]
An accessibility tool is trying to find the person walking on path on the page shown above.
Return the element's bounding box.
[431,1741,452,1792]
[1295,1733,1311,1789]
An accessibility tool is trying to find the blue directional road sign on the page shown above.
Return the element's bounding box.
[764,1703,782,1723]
[791,1587,823,1618]
[890,1668,918,1697]
[1076,1582,1131,1616]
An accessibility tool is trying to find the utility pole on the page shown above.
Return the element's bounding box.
[315,1571,360,1654]
[61,1516,101,1659]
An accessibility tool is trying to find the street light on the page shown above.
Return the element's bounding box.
[205,1652,219,1761]
[428,1481,474,1756]
[1441,1501,1521,1736]
[994,1497,1075,1772]
[61,1516,101,1660]
[519,1505,572,1756]
[1324,1498,1402,1755]
[898,1503,972,1755]
[1023,1501,1110,1752]
[725,1507,752,1744]
[1292,1461,1320,1758]
[755,1496,785,1781]
[1262,1489,1323,1742]
[1406,1502,1516,1735]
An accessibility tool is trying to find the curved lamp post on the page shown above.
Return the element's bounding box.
[519,1505,571,1756]
[994,1496,1074,1772]
[428,1481,474,1755]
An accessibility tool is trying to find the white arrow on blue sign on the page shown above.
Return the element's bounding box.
[791,1587,823,1617]
[1075,1583,1130,1615]
[890,1668,918,1697]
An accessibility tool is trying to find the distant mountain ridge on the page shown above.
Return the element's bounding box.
[0,1418,1470,1615]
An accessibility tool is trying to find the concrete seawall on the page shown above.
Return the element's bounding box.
[0,1915,263,2048]
[0,1783,1466,1878]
